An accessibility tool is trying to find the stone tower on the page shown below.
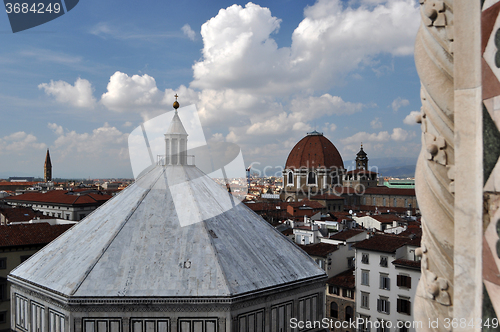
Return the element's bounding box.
[355,144,368,170]
[44,149,52,182]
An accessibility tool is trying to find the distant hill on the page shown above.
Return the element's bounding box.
[377,165,416,178]
[344,157,417,178]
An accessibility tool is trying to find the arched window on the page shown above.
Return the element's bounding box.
[287,171,294,185]
[307,171,316,185]
[345,306,353,322]
[393,198,397,207]
[330,302,338,319]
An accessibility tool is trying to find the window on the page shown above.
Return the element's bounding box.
[361,292,370,309]
[380,256,388,267]
[362,253,369,264]
[361,270,369,286]
[393,198,397,207]
[377,298,390,314]
[0,282,6,301]
[316,259,324,269]
[0,311,6,324]
[404,199,408,207]
[329,285,339,295]
[345,306,353,322]
[397,275,412,288]
[15,294,29,331]
[397,298,411,315]
[342,288,354,299]
[0,258,6,269]
[379,274,390,290]
[383,198,386,206]
[287,171,294,185]
[373,197,376,205]
[307,171,316,185]
[359,315,370,332]
[398,322,409,332]
[377,319,390,332]
[330,302,338,319]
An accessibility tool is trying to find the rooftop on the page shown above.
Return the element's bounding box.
[0,223,72,248]
[353,234,419,253]
[329,229,366,241]
[0,206,50,223]
[298,242,339,257]
[363,186,416,196]
[10,165,325,298]
[326,268,355,289]
[3,190,112,205]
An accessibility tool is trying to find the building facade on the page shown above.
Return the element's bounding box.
[2,190,112,221]
[354,235,421,332]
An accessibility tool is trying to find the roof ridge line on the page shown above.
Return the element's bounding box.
[69,167,165,296]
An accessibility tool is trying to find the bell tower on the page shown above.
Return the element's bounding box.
[44,149,52,182]
[355,143,368,170]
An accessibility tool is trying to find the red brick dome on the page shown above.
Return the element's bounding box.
[285,131,344,170]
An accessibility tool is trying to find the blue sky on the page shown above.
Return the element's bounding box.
[0,0,422,178]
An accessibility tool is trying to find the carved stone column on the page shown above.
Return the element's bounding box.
[414,0,455,329]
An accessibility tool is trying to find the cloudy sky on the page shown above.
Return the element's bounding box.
[0,0,422,178]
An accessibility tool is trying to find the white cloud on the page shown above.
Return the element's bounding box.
[403,110,421,125]
[370,117,382,129]
[100,72,164,112]
[341,131,391,145]
[38,78,96,108]
[182,24,196,41]
[100,72,200,120]
[191,0,419,93]
[48,123,64,136]
[290,94,364,116]
[123,121,133,127]
[391,127,414,141]
[51,123,129,167]
[0,132,46,154]
[391,97,409,112]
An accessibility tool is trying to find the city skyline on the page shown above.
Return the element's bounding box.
[0,0,422,178]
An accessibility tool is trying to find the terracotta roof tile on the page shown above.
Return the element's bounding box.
[4,190,112,205]
[353,234,414,253]
[327,268,355,289]
[363,187,416,196]
[0,223,73,247]
[0,207,50,223]
[298,243,339,257]
[392,258,421,269]
[285,134,344,170]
